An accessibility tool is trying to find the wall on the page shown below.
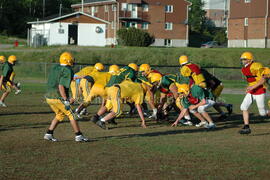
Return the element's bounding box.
[49,23,69,45]
[78,23,106,46]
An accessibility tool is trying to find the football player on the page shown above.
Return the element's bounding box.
[43,52,88,142]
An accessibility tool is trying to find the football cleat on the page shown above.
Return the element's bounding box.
[0,101,7,107]
[44,133,58,142]
[108,118,117,125]
[96,120,107,130]
[91,114,100,123]
[15,89,21,95]
[204,123,216,129]
[227,104,233,115]
[75,135,89,142]
[195,121,208,127]
[239,128,251,134]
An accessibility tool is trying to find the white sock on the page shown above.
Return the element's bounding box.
[184,115,191,120]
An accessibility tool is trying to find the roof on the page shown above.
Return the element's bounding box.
[71,0,115,7]
[27,11,110,24]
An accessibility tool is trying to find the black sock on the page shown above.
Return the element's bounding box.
[244,125,250,129]
[75,131,82,136]
[47,129,54,134]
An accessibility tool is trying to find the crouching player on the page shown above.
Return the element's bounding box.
[95,80,147,129]
[43,52,88,142]
[172,84,216,129]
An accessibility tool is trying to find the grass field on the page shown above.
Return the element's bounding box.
[1,83,270,179]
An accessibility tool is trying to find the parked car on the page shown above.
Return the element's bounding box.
[201,41,219,48]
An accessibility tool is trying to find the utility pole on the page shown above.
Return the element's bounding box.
[81,0,84,12]
[59,3,62,17]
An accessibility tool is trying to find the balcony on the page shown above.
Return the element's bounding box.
[119,10,142,21]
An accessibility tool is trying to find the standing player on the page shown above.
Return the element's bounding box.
[43,52,89,142]
[0,55,21,107]
[239,52,268,134]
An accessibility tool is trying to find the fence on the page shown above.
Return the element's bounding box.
[10,62,244,83]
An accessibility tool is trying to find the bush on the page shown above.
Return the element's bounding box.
[117,28,154,47]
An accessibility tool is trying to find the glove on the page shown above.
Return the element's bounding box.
[63,100,71,110]
[148,108,157,119]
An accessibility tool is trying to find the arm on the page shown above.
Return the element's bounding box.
[171,108,188,127]
[246,77,266,92]
[169,84,179,100]
[0,75,3,90]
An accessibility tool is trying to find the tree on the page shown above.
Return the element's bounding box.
[188,0,207,33]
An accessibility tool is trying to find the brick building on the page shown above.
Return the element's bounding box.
[228,0,270,48]
[71,0,191,47]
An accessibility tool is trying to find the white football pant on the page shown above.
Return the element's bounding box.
[240,93,268,116]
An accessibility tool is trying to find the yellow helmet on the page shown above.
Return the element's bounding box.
[94,63,104,71]
[139,64,151,74]
[8,55,17,64]
[176,83,190,95]
[109,64,119,74]
[128,63,138,71]
[179,55,188,65]
[240,52,254,61]
[0,56,6,63]
[59,52,74,66]
[150,73,162,83]
[262,67,270,77]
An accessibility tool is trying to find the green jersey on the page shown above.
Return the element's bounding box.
[175,72,190,84]
[181,85,214,108]
[106,66,137,87]
[1,62,13,82]
[45,65,74,99]
[160,75,176,92]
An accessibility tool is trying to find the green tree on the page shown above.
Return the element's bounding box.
[188,0,206,33]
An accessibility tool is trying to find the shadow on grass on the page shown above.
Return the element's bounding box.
[0,111,52,116]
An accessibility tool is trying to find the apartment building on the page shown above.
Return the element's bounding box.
[203,0,229,27]
[228,0,270,48]
[71,0,191,47]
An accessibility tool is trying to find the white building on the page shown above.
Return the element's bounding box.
[27,12,109,47]
[203,0,229,27]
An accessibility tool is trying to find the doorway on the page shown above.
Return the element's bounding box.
[68,24,78,45]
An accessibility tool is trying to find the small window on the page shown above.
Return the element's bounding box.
[142,4,149,12]
[142,22,149,30]
[121,3,127,11]
[164,39,172,47]
[165,5,173,13]
[244,18,248,26]
[58,29,64,34]
[165,22,173,30]
[127,4,133,11]
[105,5,108,12]
[245,0,251,3]
[112,4,117,11]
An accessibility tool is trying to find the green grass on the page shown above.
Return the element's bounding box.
[1,83,270,179]
[0,35,27,45]
[1,46,270,68]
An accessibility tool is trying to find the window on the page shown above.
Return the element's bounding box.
[142,4,149,12]
[165,5,173,13]
[164,39,172,46]
[245,0,251,3]
[111,21,116,29]
[112,4,117,11]
[244,18,248,26]
[142,22,149,30]
[127,4,133,11]
[165,22,173,30]
[121,3,127,11]
[128,22,137,28]
[105,5,108,12]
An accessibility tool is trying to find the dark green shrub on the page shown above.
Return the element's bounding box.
[117,28,154,47]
